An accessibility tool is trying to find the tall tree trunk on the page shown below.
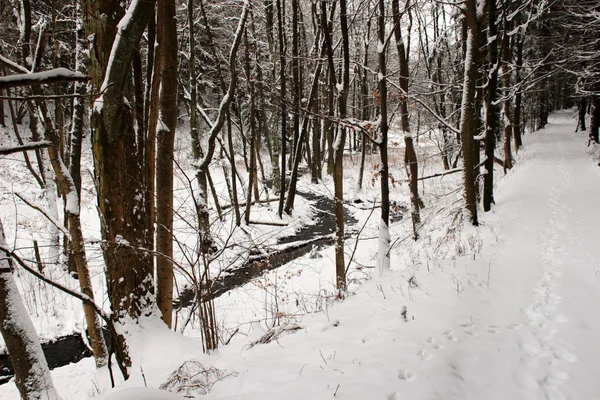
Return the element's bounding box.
[244,30,259,224]
[88,0,157,375]
[333,0,350,295]
[513,34,524,151]
[460,0,480,226]
[156,0,177,328]
[392,0,423,240]
[376,0,391,273]
[578,98,587,132]
[590,95,600,144]
[483,0,499,212]
[357,16,371,189]
[277,0,287,218]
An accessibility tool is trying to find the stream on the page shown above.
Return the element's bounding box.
[0,190,362,385]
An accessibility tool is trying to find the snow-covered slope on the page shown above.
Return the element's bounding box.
[201,110,600,400]
[2,110,599,400]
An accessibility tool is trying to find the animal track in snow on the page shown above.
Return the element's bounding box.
[552,346,578,363]
[417,349,434,361]
[443,330,459,342]
[397,368,415,381]
[387,391,403,400]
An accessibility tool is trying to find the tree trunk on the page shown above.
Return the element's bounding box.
[483,0,499,212]
[88,0,157,374]
[244,30,258,224]
[459,0,480,226]
[392,0,423,239]
[513,34,523,152]
[590,95,600,144]
[277,0,287,218]
[334,0,350,295]
[578,98,587,132]
[376,0,391,273]
[156,0,177,328]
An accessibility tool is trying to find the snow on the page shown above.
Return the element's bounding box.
[0,68,87,85]
[2,111,600,400]
[65,191,80,216]
[96,387,186,400]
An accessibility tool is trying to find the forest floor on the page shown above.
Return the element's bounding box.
[193,110,600,400]
[2,110,600,399]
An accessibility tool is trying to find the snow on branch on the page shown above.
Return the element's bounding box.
[0,68,89,90]
[0,140,52,156]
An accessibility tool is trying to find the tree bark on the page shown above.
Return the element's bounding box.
[376,0,391,273]
[88,0,157,374]
[459,0,480,226]
[392,0,423,239]
[277,0,287,218]
[483,0,499,212]
[334,0,350,295]
[156,0,177,328]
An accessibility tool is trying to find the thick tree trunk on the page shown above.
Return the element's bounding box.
[88,0,157,374]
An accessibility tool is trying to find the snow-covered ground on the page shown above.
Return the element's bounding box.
[2,110,600,399]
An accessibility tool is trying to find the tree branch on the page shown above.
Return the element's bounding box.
[0,141,52,156]
[0,68,89,90]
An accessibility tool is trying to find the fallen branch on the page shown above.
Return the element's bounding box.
[248,220,289,227]
[248,323,303,348]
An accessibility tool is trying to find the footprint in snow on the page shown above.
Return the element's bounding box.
[444,330,459,342]
[397,369,415,381]
[507,323,522,330]
[464,329,478,336]
[553,347,578,363]
[417,349,434,361]
[487,326,500,334]
[387,391,403,400]
[460,322,474,328]
[542,369,570,387]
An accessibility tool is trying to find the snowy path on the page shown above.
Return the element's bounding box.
[206,111,600,400]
